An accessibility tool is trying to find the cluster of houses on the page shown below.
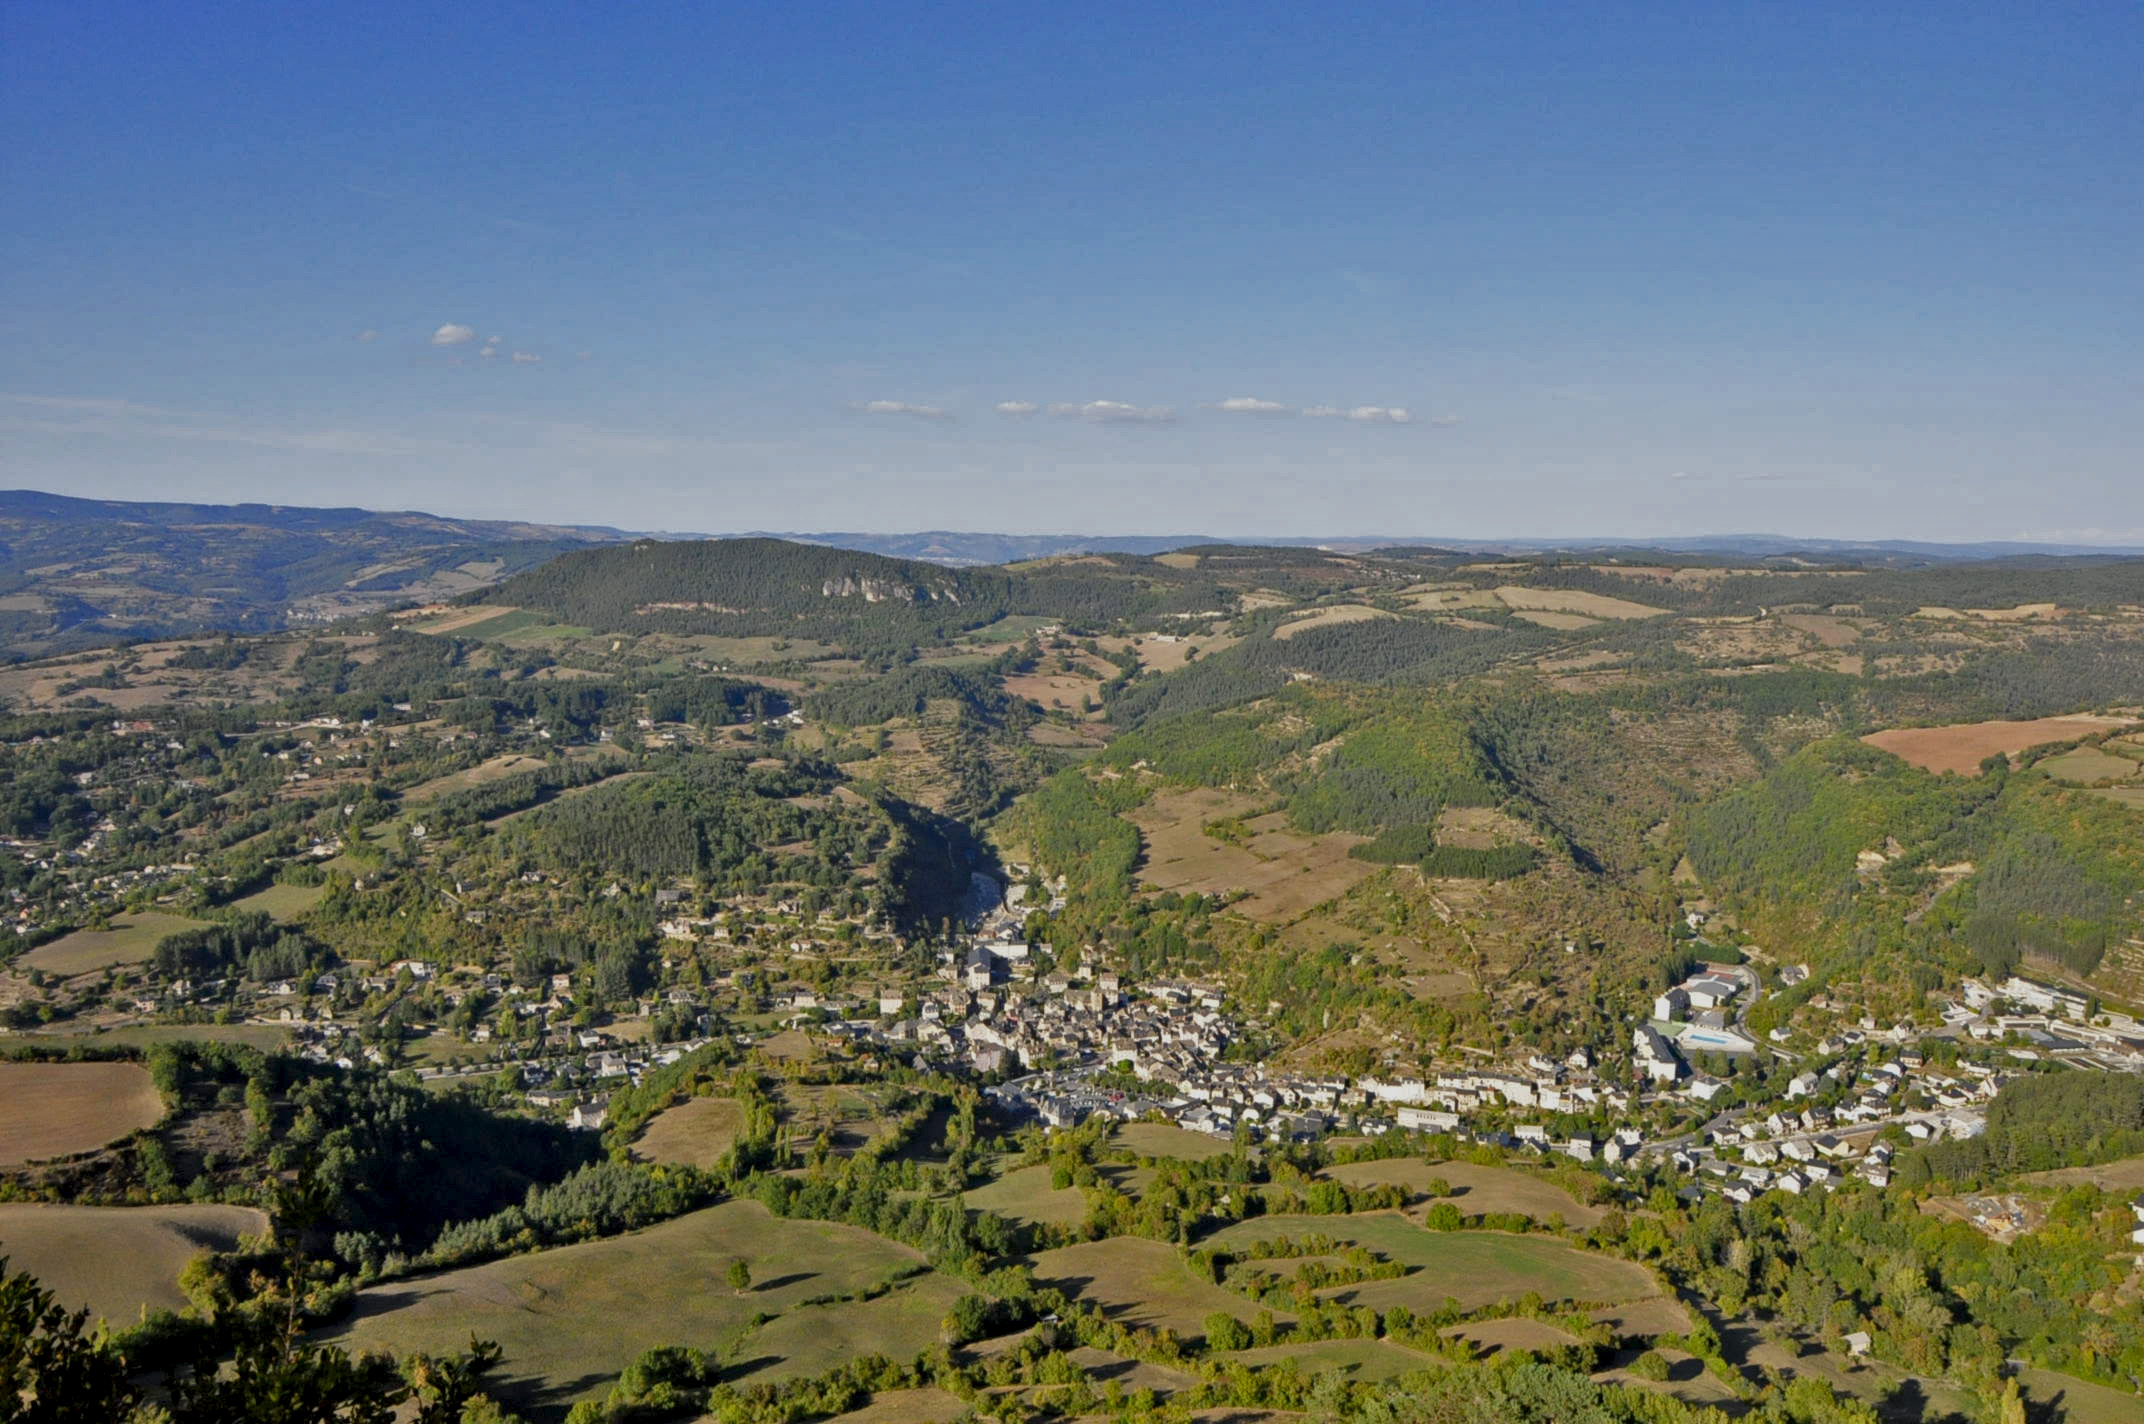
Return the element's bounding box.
[1657,1048,2005,1201]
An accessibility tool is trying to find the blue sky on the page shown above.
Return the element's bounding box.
[4,2,2139,540]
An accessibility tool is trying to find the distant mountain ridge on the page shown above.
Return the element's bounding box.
[3,487,2137,657]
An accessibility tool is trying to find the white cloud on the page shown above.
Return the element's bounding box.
[355,329,379,343]
[1052,400,1176,425]
[1212,397,1293,415]
[1304,404,1412,423]
[855,399,953,421]
[511,351,542,364]
[479,346,498,359]
[430,323,476,346]
[993,400,1040,417]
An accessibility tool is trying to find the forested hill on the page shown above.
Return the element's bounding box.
[471,537,1409,648]
[476,537,1021,645]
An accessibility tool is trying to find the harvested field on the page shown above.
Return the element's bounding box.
[330,1200,944,1417]
[0,1061,165,1164]
[1111,1122,1236,1161]
[1130,790,1372,922]
[1863,716,2135,775]
[23,911,208,975]
[1779,613,1864,649]
[1492,587,1666,620]
[962,1163,1089,1226]
[630,1096,746,1169]
[1027,1237,1275,1337]
[1272,605,1396,640]
[1320,1158,1602,1228]
[1228,1338,1437,1382]
[1202,1215,1658,1315]
[0,1203,267,1323]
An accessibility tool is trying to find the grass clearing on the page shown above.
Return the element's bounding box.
[1027,1237,1279,1338]
[1320,1158,1602,1228]
[2019,1369,2144,1424]
[0,1203,267,1324]
[330,1200,941,1418]
[1130,789,1373,923]
[23,911,208,975]
[1492,587,1666,621]
[962,1163,1089,1226]
[1111,1122,1236,1161]
[1444,1316,1578,1356]
[818,1388,971,1424]
[630,1096,746,1169]
[731,1274,970,1385]
[14,1022,292,1053]
[227,880,328,921]
[1202,1215,1659,1316]
[2096,787,2144,812]
[2042,747,2142,784]
[1862,716,2135,776]
[1228,1337,1437,1382]
[403,753,551,802]
[1272,605,1397,640]
[0,1061,165,1165]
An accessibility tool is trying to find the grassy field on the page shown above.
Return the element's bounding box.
[13,1022,292,1052]
[1491,586,1666,620]
[1111,1122,1237,1162]
[1862,716,2134,776]
[1272,605,1396,640]
[1443,1316,1578,1356]
[0,1203,267,1323]
[1026,1237,1281,1338]
[403,753,552,801]
[0,1061,165,1165]
[1229,1337,1439,1382]
[227,880,328,921]
[329,1200,945,1419]
[1202,1214,1659,1316]
[730,1274,969,1385]
[962,1163,1089,1226]
[817,1388,971,1424]
[630,1096,746,1169]
[2095,787,2144,813]
[2023,1154,2144,1191]
[22,911,208,975]
[2041,747,2140,784]
[1129,789,1372,923]
[2019,1369,2144,1424]
[1321,1158,1603,1228]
